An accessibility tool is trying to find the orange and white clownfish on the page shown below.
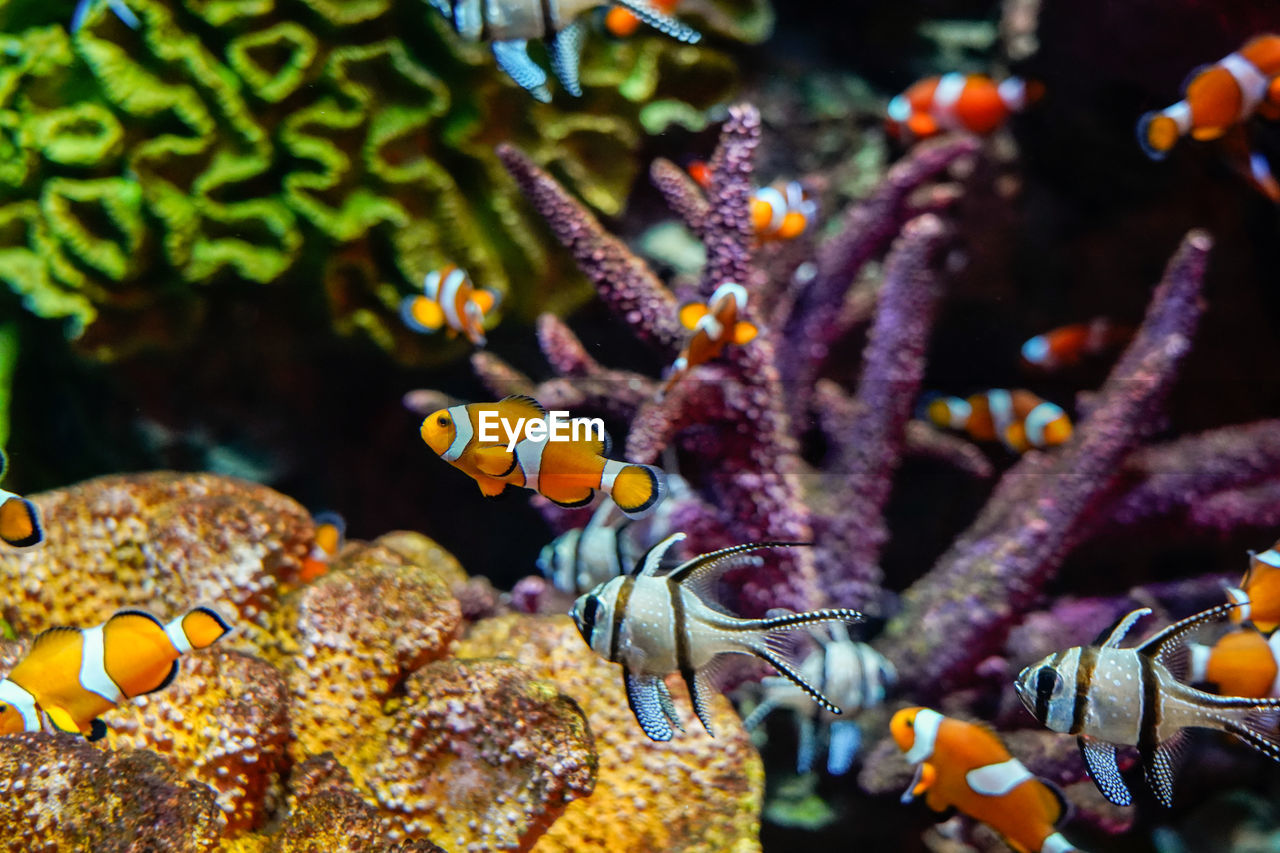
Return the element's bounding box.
[420,395,667,518]
[0,607,231,741]
[663,282,759,396]
[1021,319,1132,371]
[891,707,1083,853]
[400,265,501,347]
[1227,543,1280,632]
[1188,626,1280,699]
[924,389,1072,453]
[0,449,43,549]
[1137,34,1280,161]
[886,74,1041,140]
[605,0,679,37]
[299,512,345,584]
[751,181,818,243]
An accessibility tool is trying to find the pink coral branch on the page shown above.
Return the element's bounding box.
[701,103,761,296]
[650,158,710,235]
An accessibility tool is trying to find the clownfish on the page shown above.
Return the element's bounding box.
[685,164,817,242]
[420,395,667,518]
[538,500,635,595]
[299,512,345,585]
[571,533,863,741]
[605,0,679,37]
[400,266,501,347]
[71,0,139,31]
[1227,544,1280,632]
[1021,319,1133,371]
[1016,604,1280,808]
[742,623,895,775]
[0,607,230,741]
[663,282,759,396]
[891,707,1083,853]
[924,389,1072,453]
[1137,35,1280,160]
[886,74,1040,140]
[1188,627,1280,699]
[0,449,43,549]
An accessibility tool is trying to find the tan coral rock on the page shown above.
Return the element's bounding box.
[0,472,314,654]
[456,614,764,853]
[267,540,463,769]
[103,648,291,835]
[367,658,595,851]
[375,530,502,621]
[0,733,225,852]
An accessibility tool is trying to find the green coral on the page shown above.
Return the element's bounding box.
[0,0,764,363]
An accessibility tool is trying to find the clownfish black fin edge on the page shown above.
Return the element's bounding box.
[190,606,233,638]
[87,718,107,742]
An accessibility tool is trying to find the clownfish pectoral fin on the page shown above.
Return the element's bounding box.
[0,494,44,548]
[732,321,758,345]
[87,718,108,742]
[476,476,508,498]
[401,296,446,334]
[44,705,82,736]
[472,445,519,478]
[678,302,709,330]
[900,761,934,802]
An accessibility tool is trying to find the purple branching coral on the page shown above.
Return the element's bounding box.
[473,104,977,618]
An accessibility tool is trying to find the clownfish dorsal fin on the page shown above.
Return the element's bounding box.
[1138,602,1238,672]
[678,303,709,330]
[499,394,546,420]
[1093,607,1151,649]
[635,532,685,577]
[30,625,81,654]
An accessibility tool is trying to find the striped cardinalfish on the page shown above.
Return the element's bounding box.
[0,449,43,549]
[741,622,895,775]
[420,395,667,518]
[426,0,698,102]
[1227,541,1280,632]
[1016,603,1280,808]
[924,389,1072,453]
[538,500,636,595]
[571,533,863,742]
[400,266,501,348]
[886,74,1041,140]
[891,708,1084,853]
[0,607,230,741]
[663,282,759,397]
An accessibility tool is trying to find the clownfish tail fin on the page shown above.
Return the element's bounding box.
[0,494,44,549]
[607,462,666,519]
[169,607,232,651]
[1137,109,1181,161]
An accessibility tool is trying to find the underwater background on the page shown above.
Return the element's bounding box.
[2,0,1280,849]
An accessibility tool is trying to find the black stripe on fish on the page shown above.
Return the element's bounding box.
[1138,653,1161,777]
[1035,651,1064,725]
[1071,646,1097,735]
[538,0,555,36]
[608,576,636,663]
[669,579,708,733]
[571,527,586,595]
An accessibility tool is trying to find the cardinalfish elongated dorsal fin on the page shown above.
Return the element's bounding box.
[0,493,43,548]
[636,532,684,577]
[679,302,709,330]
[168,607,231,651]
[611,0,700,44]
[1138,601,1238,669]
[1094,607,1152,648]
[604,462,665,519]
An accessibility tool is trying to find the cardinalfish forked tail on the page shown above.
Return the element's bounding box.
[571,533,863,741]
[1227,541,1280,632]
[891,708,1085,853]
[1016,603,1280,808]
[662,282,759,397]
[427,0,698,102]
[0,607,231,741]
[420,395,666,518]
[401,266,501,347]
[0,449,43,549]
[924,389,1072,453]
[886,73,1041,141]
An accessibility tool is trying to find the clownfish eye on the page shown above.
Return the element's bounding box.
[904,716,914,729]
[437,414,450,427]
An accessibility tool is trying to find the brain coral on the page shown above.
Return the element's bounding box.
[0,0,755,362]
[457,613,765,853]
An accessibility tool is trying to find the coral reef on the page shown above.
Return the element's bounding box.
[0,0,756,361]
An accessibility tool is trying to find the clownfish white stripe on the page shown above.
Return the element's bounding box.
[712,281,748,311]
[965,757,1034,796]
[0,678,39,732]
[423,270,442,301]
[442,405,473,462]
[997,76,1029,111]
[1024,402,1067,447]
[1226,586,1251,621]
[887,94,911,123]
[515,435,549,493]
[1188,642,1211,683]
[1163,101,1194,135]
[987,389,1015,435]
[1259,550,1280,569]
[600,459,626,493]
[164,617,193,654]
[903,707,943,763]
[933,72,968,116]
[78,624,123,704]
[696,314,725,340]
[1042,832,1078,853]
[1269,632,1280,697]
[1021,334,1050,365]
[440,268,466,331]
[754,186,788,232]
[1220,52,1269,120]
